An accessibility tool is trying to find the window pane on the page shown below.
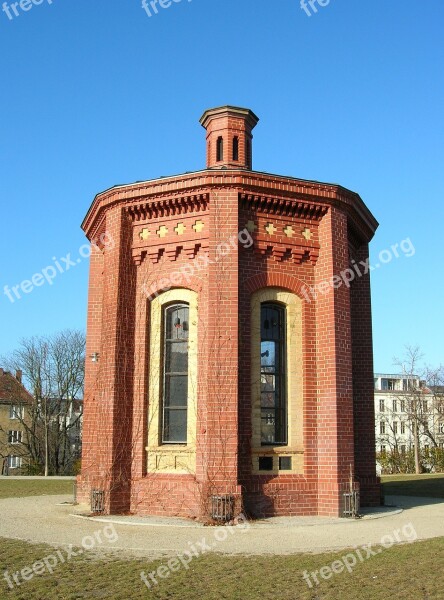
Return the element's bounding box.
[164,375,188,407]
[261,409,276,444]
[166,306,189,341]
[261,307,282,340]
[261,373,276,392]
[260,303,286,445]
[261,341,276,371]
[163,409,187,443]
[162,303,190,444]
[165,341,188,373]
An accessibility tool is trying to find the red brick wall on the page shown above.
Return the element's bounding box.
[350,241,381,506]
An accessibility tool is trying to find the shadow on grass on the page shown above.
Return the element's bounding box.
[382,474,444,508]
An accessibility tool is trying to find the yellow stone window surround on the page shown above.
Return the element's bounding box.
[251,287,304,475]
[146,288,198,474]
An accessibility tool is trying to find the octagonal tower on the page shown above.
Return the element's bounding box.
[78,106,380,519]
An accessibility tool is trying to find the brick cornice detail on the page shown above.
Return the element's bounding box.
[239,193,328,220]
[82,170,378,243]
[126,193,209,222]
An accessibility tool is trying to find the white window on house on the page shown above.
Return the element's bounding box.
[8,456,22,469]
[379,399,385,412]
[8,431,22,444]
[392,399,397,412]
[401,445,406,454]
[380,421,386,435]
[393,422,398,435]
[9,405,24,420]
[400,399,406,412]
[423,400,428,412]
[401,421,406,435]
[381,445,387,454]
[382,379,396,391]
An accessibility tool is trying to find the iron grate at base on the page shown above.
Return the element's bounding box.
[211,495,234,522]
[91,489,105,513]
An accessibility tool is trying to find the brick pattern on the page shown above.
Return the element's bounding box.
[350,241,381,506]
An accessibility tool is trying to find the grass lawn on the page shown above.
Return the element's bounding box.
[1,475,443,598]
[0,536,443,599]
[0,479,74,499]
[382,473,444,498]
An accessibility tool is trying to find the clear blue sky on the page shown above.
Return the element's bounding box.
[0,0,443,372]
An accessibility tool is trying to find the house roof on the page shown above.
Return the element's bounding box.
[0,369,33,404]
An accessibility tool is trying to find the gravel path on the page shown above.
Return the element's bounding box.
[0,495,443,559]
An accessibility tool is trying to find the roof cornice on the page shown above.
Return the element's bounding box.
[81,169,378,243]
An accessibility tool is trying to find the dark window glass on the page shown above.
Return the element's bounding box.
[246,138,251,167]
[162,304,189,443]
[232,136,239,161]
[216,136,224,162]
[260,303,287,445]
[258,456,274,471]
[279,456,292,470]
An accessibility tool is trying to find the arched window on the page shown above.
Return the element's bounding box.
[147,289,198,473]
[162,303,189,443]
[216,136,224,162]
[232,136,239,161]
[260,303,287,445]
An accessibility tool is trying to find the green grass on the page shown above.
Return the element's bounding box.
[0,536,443,599]
[382,473,444,498]
[1,476,443,598]
[0,479,74,499]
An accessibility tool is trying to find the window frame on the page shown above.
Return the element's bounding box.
[232,136,239,161]
[146,288,198,474]
[8,430,22,445]
[161,302,190,444]
[216,136,224,162]
[8,455,22,469]
[251,288,303,474]
[260,302,287,446]
[9,405,24,420]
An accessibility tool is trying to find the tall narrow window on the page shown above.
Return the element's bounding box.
[162,304,189,443]
[232,136,239,161]
[260,303,286,445]
[246,139,251,167]
[216,136,224,162]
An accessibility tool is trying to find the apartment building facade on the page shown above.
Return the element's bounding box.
[374,373,444,472]
[0,368,33,475]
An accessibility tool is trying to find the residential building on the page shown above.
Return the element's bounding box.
[374,373,444,472]
[0,368,33,475]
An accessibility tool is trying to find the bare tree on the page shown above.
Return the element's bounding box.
[393,346,444,474]
[1,330,85,475]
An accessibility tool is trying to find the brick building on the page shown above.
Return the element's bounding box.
[78,106,380,518]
